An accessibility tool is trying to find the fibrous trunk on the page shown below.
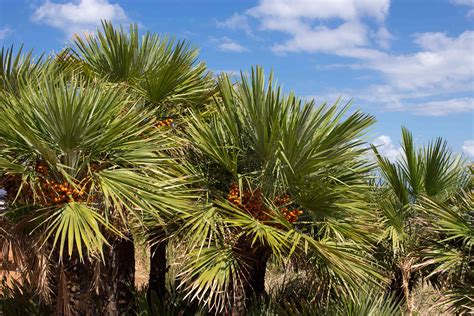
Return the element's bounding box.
[147,239,168,305]
[229,237,272,315]
[52,252,98,316]
[101,234,136,315]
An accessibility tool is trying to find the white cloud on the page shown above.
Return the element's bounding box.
[373,26,394,49]
[350,31,474,115]
[372,135,402,161]
[217,13,252,36]
[248,0,390,21]
[246,0,391,54]
[450,0,474,17]
[368,31,474,92]
[412,98,474,116]
[462,139,474,157]
[0,27,11,40]
[32,0,128,36]
[214,37,248,52]
[220,1,473,116]
[271,21,369,54]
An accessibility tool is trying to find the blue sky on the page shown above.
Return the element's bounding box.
[0,0,473,159]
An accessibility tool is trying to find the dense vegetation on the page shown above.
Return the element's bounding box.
[0,22,472,315]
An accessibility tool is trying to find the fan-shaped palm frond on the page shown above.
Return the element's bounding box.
[371,127,470,314]
[0,45,44,95]
[416,191,473,314]
[72,21,214,115]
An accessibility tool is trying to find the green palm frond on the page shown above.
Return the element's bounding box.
[417,193,473,313]
[330,290,403,316]
[0,45,44,95]
[0,71,194,260]
[180,66,382,310]
[72,21,214,115]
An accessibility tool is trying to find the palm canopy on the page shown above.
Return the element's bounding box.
[0,46,45,95]
[71,21,214,116]
[372,127,469,253]
[416,190,473,313]
[0,70,194,261]
[179,66,382,311]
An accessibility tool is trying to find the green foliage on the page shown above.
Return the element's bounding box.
[180,66,383,312]
[416,191,474,314]
[0,71,194,260]
[0,20,471,315]
[72,21,214,115]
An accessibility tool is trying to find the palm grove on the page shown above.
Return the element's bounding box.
[0,22,472,315]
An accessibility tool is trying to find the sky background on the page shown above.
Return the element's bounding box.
[0,0,473,160]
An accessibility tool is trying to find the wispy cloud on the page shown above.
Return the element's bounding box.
[462,139,474,157]
[450,0,474,17]
[216,13,252,36]
[0,27,12,40]
[31,0,128,36]
[213,36,249,53]
[412,98,474,116]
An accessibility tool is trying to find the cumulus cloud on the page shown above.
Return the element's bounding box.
[372,135,402,161]
[214,37,248,52]
[0,27,11,40]
[368,31,474,92]
[217,0,391,56]
[462,140,474,157]
[349,31,474,115]
[246,0,391,55]
[32,0,128,36]
[219,2,474,116]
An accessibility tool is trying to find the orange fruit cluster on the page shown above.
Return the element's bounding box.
[227,183,270,221]
[226,183,303,223]
[274,194,303,223]
[35,163,90,205]
[155,118,174,128]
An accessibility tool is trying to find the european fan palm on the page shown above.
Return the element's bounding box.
[372,127,470,314]
[416,189,473,314]
[0,69,194,314]
[68,20,214,305]
[180,67,382,313]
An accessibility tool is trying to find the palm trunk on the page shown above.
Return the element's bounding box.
[101,234,136,315]
[53,252,98,316]
[401,258,415,316]
[246,245,271,297]
[228,237,272,315]
[147,239,168,305]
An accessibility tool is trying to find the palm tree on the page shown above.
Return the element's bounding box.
[415,189,473,314]
[0,67,194,314]
[68,20,214,305]
[179,67,383,313]
[371,127,469,314]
